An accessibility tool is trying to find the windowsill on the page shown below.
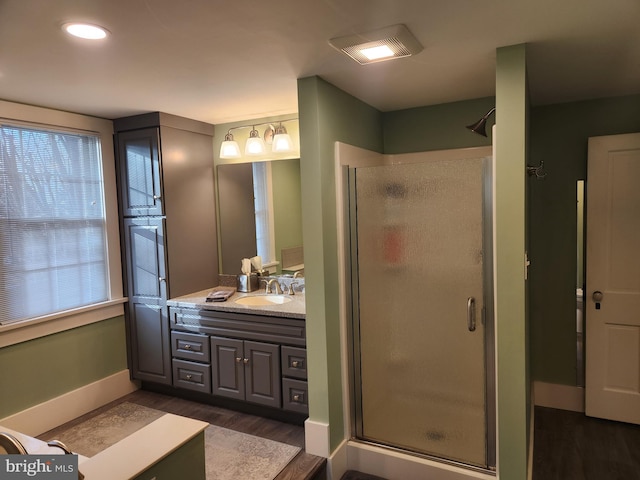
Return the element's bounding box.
[0,298,127,348]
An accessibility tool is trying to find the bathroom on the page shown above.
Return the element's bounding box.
[2,72,640,480]
[2,2,640,479]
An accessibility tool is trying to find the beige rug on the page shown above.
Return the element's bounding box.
[47,402,301,480]
[203,425,300,480]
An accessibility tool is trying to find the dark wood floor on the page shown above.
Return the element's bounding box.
[41,393,640,480]
[38,389,326,480]
[533,406,640,480]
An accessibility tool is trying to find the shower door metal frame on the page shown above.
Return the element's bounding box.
[344,150,496,471]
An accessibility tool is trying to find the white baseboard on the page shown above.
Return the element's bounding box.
[304,418,331,458]
[533,381,584,412]
[326,439,348,480]
[0,370,139,436]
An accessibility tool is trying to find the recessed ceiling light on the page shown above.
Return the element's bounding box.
[63,23,109,40]
[329,24,423,65]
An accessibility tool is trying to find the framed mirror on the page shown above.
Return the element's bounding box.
[217,158,303,275]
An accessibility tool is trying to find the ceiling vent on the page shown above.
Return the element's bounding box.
[329,24,423,65]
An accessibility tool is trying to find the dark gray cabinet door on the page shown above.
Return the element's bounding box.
[210,337,281,408]
[123,217,167,301]
[123,217,171,384]
[129,302,170,383]
[116,128,163,217]
[244,341,281,408]
[211,336,245,400]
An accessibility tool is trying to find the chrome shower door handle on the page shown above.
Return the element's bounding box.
[467,297,476,332]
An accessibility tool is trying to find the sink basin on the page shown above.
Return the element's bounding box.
[234,295,292,306]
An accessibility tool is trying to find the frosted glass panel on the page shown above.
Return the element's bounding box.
[353,157,487,467]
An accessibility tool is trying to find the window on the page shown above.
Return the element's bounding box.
[0,123,109,325]
[252,161,276,267]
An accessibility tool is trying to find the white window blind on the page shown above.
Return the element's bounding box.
[252,162,276,265]
[0,123,109,325]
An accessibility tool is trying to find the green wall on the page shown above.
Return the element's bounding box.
[272,159,303,273]
[0,317,128,418]
[383,96,495,153]
[133,432,206,480]
[528,94,640,385]
[495,44,529,480]
[297,76,383,452]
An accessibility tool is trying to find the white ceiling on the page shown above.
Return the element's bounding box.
[1,0,639,124]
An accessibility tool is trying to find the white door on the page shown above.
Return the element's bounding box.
[585,132,640,424]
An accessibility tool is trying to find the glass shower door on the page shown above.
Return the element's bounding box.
[350,156,490,468]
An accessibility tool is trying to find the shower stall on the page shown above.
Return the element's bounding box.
[343,145,495,472]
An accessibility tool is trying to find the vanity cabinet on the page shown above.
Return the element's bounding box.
[169,306,308,416]
[115,112,219,386]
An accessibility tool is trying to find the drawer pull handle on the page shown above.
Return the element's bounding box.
[291,360,302,368]
[235,357,242,363]
[183,344,192,350]
[293,394,301,402]
[186,374,192,380]
[243,358,249,364]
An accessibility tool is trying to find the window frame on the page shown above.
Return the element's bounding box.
[0,100,125,348]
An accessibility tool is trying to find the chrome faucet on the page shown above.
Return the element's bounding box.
[293,270,303,279]
[287,281,298,295]
[266,278,284,294]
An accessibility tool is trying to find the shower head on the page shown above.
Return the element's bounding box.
[466,107,496,137]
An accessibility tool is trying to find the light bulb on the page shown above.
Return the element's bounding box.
[245,128,265,156]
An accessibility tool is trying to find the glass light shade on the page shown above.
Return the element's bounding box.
[245,129,266,156]
[272,133,293,153]
[272,124,293,153]
[220,140,241,158]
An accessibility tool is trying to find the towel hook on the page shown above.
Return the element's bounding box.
[527,161,547,180]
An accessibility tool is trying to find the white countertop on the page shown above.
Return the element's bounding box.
[167,288,306,319]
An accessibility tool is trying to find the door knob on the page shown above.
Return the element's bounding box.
[592,290,603,310]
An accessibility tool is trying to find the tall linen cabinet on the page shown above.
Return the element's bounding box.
[114,112,219,385]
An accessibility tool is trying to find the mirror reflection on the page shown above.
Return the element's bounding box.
[217,159,303,275]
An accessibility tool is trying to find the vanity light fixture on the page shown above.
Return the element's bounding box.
[63,22,109,40]
[329,24,423,65]
[245,127,266,156]
[271,123,293,153]
[219,118,297,159]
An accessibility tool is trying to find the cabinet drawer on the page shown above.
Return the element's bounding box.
[281,346,307,379]
[170,307,306,347]
[171,331,210,362]
[282,378,308,414]
[172,359,211,394]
